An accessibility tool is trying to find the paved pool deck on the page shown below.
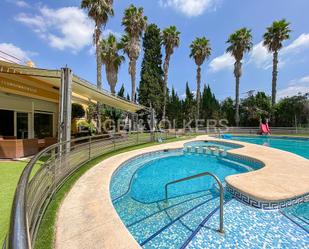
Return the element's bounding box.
[55,135,309,249]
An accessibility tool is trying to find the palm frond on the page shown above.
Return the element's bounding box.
[263,19,291,52]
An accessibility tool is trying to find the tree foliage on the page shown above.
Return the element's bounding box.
[226,28,253,126]
[263,19,291,105]
[138,24,164,119]
[190,37,211,119]
[200,84,219,120]
[121,4,147,102]
[273,94,309,127]
[240,92,271,126]
[162,26,180,119]
[101,34,125,94]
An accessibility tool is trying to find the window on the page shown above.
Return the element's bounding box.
[34,112,53,138]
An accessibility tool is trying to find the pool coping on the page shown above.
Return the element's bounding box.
[55,135,309,249]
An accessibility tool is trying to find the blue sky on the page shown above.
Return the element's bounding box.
[1,0,309,101]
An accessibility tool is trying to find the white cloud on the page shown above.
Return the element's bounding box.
[248,41,272,69]
[15,6,94,53]
[249,33,309,70]
[15,1,30,8]
[278,75,309,99]
[159,0,219,17]
[208,53,234,72]
[6,0,30,8]
[88,29,122,55]
[0,43,36,64]
[282,33,309,55]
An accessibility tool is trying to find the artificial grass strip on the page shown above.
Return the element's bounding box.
[0,160,28,244]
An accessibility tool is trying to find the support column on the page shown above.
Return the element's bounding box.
[58,67,72,151]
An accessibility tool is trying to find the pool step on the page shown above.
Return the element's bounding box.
[136,195,224,248]
[217,157,253,172]
[125,191,215,244]
[280,211,309,232]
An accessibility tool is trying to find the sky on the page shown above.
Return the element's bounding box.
[0,0,309,101]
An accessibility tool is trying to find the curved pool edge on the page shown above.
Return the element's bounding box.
[55,135,309,249]
[219,137,309,203]
[55,138,197,249]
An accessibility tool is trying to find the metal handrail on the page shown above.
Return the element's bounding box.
[5,131,178,249]
[164,172,224,233]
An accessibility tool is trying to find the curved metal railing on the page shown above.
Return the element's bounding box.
[165,171,225,233]
[4,131,178,249]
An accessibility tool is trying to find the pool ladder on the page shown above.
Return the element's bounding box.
[164,172,224,234]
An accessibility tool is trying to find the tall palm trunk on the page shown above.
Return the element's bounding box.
[271,50,278,106]
[95,26,102,90]
[162,53,171,120]
[106,65,116,95]
[95,25,102,133]
[196,65,201,119]
[129,59,137,102]
[234,60,242,127]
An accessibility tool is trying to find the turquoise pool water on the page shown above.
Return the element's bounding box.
[228,135,309,159]
[110,148,309,249]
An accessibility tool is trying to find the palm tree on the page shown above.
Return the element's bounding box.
[190,37,211,120]
[162,26,180,120]
[263,19,291,106]
[81,0,114,90]
[101,34,125,95]
[121,4,147,102]
[226,28,253,126]
[81,0,114,133]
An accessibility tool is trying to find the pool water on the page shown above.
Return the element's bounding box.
[110,148,309,249]
[229,136,309,159]
[130,154,247,203]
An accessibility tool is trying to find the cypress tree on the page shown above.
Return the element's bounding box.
[138,23,164,119]
[183,82,196,122]
[200,84,219,120]
[117,84,125,98]
[167,87,183,127]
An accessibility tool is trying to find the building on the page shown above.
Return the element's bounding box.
[0,60,144,158]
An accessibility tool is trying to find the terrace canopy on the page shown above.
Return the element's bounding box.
[0,60,144,112]
[0,60,146,146]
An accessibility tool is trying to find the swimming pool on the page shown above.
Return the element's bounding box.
[228,135,309,159]
[110,146,308,249]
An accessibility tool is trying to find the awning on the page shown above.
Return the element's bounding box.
[0,60,146,113]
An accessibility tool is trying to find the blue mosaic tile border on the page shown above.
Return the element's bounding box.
[225,152,264,170]
[210,140,243,149]
[226,185,309,210]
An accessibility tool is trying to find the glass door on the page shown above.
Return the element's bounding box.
[34,112,53,138]
[16,112,29,139]
[0,109,14,137]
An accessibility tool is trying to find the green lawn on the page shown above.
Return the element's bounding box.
[0,160,28,244]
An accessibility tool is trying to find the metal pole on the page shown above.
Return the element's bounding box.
[88,136,92,160]
[58,67,72,153]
